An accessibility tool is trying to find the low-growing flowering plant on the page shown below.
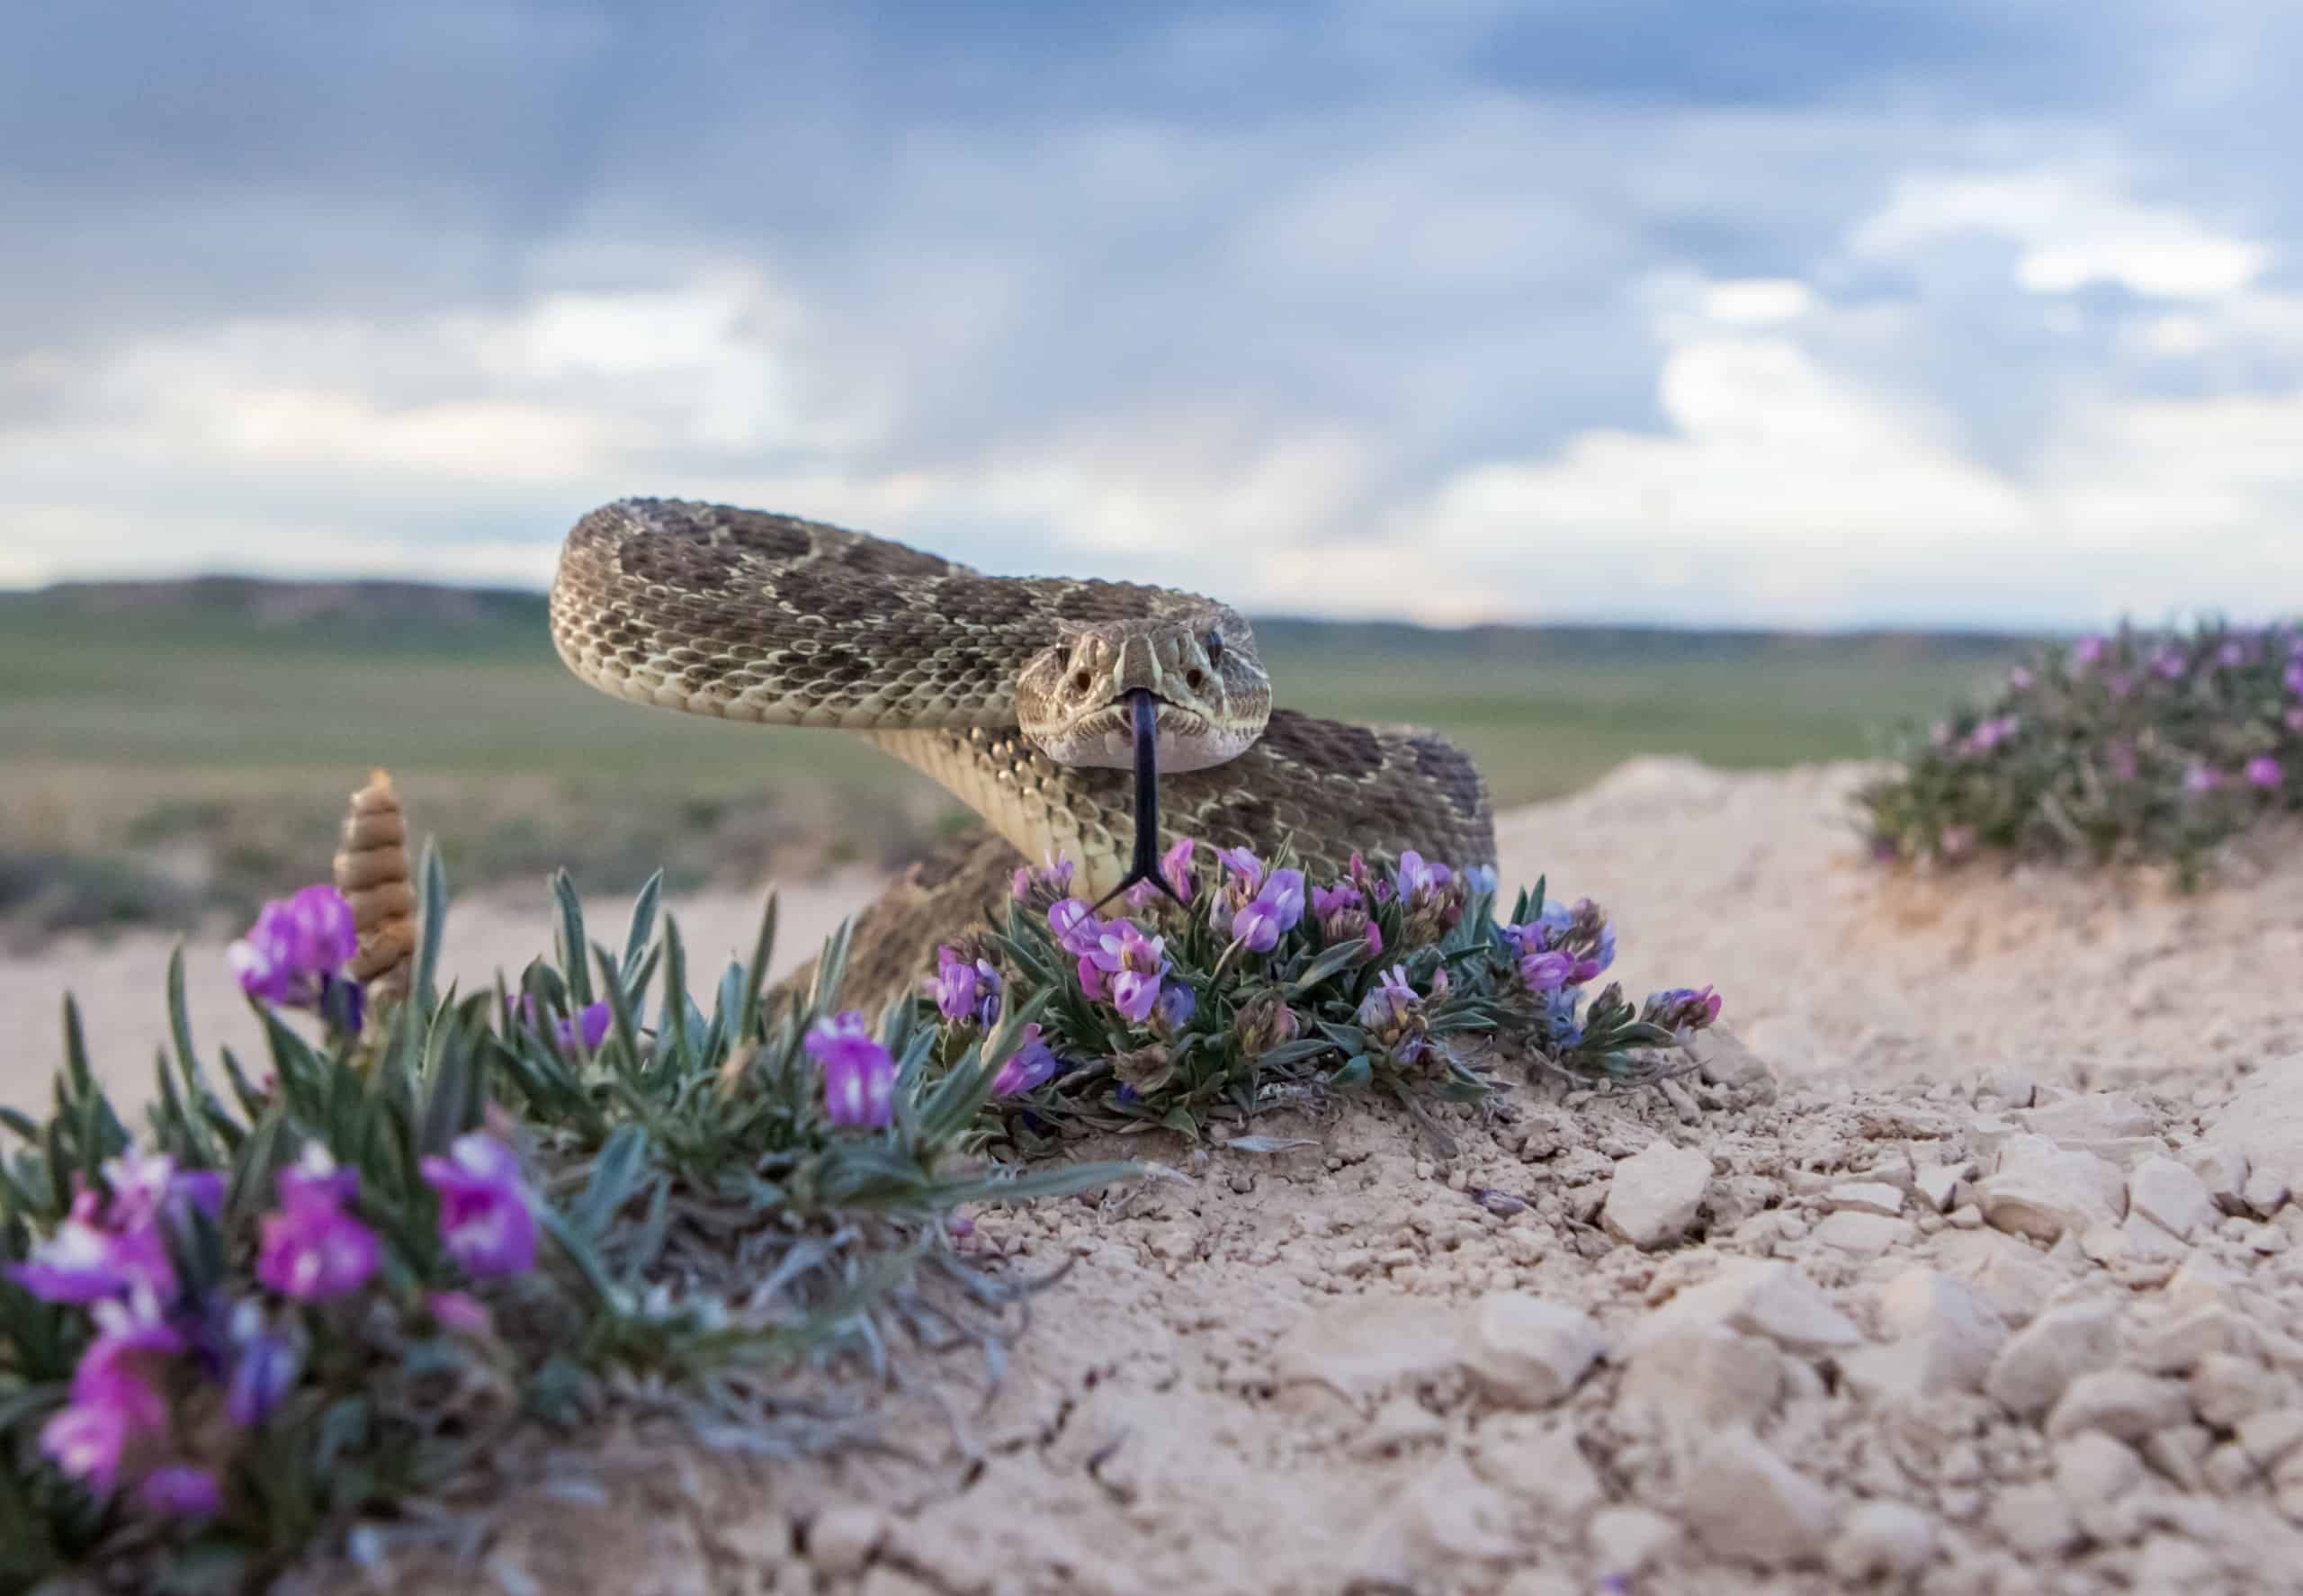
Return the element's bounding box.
[0,849,1128,1592]
[1859,617,2303,879]
[926,839,1723,1148]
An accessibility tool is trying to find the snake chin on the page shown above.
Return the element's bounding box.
[1028,698,1263,773]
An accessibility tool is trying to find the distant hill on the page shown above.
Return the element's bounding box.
[0,577,2041,661]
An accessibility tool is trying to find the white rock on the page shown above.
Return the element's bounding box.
[2245,1168,2291,1219]
[1688,1027,1776,1092]
[1472,1424,1604,1518]
[1932,1227,2071,1326]
[1976,1138,2127,1242]
[1976,1068,2037,1107]
[1622,1325,1784,1435]
[2136,1304,2263,1374]
[2181,1143,2251,1215]
[2079,1214,2191,1282]
[2191,1352,2290,1429]
[2237,1409,2303,1470]
[1827,1181,1905,1217]
[1601,1139,1714,1249]
[2164,1251,2247,1314]
[1825,1501,1936,1581]
[2131,1537,2223,1590]
[1456,1294,1605,1408]
[2144,1426,2213,1491]
[2129,1157,2219,1242]
[1586,1507,1680,1576]
[1859,1268,2009,1398]
[1272,1294,1465,1404]
[1811,1210,1916,1257]
[1681,1428,1836,1567]
[1987,1301,2120,1418]
[1914,1162,1968,1213]
[2021,1090,2158,1147]
[2206,1065,2303,1192]
[1627,1258,1862,1358]
[2045,1369,2191,1441]
[1986,1482,2078,1556]
[806,1506,886,1577]
[2054,1431,2143,1506]
[2248,1221,2290,1253]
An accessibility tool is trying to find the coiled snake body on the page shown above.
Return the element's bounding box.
[549,499,1496,1013]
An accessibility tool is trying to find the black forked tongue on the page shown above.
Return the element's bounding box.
[1089,688,1190,915]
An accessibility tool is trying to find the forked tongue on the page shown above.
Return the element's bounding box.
[1090,688,1187,913]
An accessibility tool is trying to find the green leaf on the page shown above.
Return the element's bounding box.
[574,1124,650,1238]
[413,838,450,1017]
[621,868,665,985]
[738,890,780,1039]
[1330,1054,1373,1090]
[659,913,693,1071]
[553,870,593,1009]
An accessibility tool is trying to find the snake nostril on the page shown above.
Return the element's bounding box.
[1071,669,1092,694]
[1186,668,1205,690]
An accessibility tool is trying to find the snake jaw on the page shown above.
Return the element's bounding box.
[1016,613,1268,773]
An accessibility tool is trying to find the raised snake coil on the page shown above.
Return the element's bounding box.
[548,498,1497,1012]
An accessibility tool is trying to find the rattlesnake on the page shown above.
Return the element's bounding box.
[548,498,1496,1014]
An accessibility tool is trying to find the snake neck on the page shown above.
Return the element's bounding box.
[864,728,1137,898]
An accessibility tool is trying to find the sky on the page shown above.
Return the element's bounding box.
[3,1,2299,630]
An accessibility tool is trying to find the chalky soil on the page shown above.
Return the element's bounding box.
[326,763,2303,1595]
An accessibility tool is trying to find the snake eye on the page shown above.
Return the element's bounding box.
[1205,631,1223,663]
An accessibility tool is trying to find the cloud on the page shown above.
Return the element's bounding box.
[4,3,2303,632]
[1851,166,2271,299]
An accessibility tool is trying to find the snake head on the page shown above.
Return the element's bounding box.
[1016,608,1270,772]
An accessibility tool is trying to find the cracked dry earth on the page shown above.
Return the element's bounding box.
[22,759,2303,1596]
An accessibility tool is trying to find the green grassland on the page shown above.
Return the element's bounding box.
[0,579,2028,936]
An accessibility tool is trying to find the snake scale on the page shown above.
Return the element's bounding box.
[548,498,1496,1016]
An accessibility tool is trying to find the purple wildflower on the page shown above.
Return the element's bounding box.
[228,883,357,1008]
[40,1402,139,1494]
[2218,641,2246,668]
[256,1149,380,1302]
[225,1304,301,1426]
[2286,661,2303,696]
[2246,756,2283,790]
[8,1194,151,1305]
[42,1295,181,1493]
[563,1000,612,1053]
[136,1465,221,1519]
[420,1134,538,1279]
[2071,634,2106,668]
[1963,715,2019,756]
[924,945,985,1024]
[2152,645,2189,680]
[1047,899,1106,958]
[1356,964,1430,1065]
[2185,764,2227,794]
[1231,867,1306,953]
[1010,851,1078,912]
[1312,881,1361,920]
[1644,985,1725,1031]
[1154,982,1197,1034]
[2008,666,2034,690]
[427,1289,495,1339]
[1393,850,1451,903]
[1160,837,1197,903]
[1084,920,1169,1025]
[990,1022,1062,1097]
[805,1011,896,1129]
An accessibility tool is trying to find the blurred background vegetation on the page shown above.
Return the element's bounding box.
[0,578,2028,945]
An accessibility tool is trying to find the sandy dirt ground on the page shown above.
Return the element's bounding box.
[9,760,2303,1594]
